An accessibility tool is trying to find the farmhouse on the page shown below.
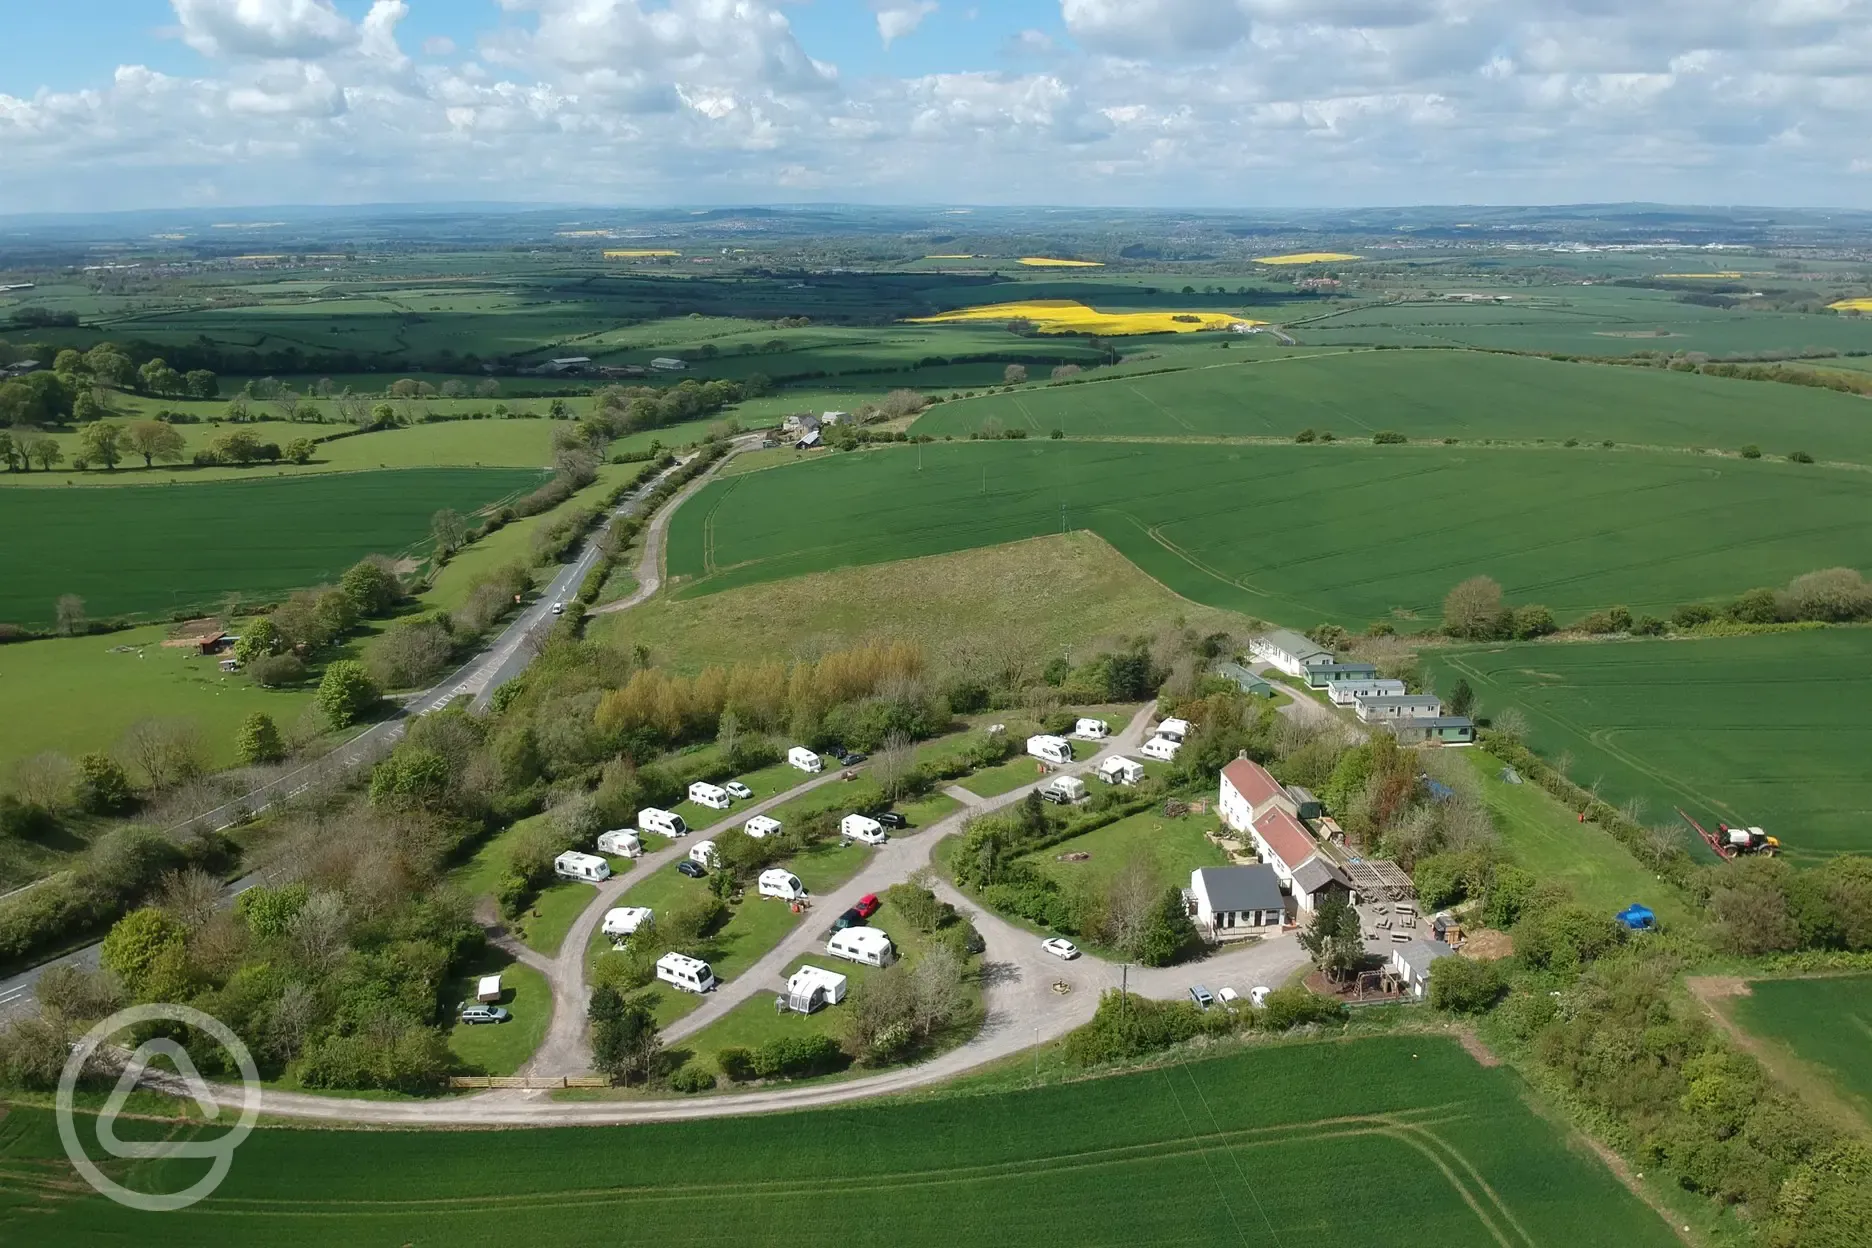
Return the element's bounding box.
[1327,679,1406,706]
[1387,716,1477,746]
[1217,758,1355,913]
[1304,661,1380,689]
[1355,694,1444,724]
[1248,630,1334,678]
[1391,938,1455,998]
[1189,865,1286,938]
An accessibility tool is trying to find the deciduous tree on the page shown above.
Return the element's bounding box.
[235,712,286,765]
[54,593,86,636]
[1442,576,1506,640]
[316,660,381,728]
[125,419,185,468]
[76,420,123,470]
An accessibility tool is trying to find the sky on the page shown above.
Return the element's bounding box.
[3,0,1872,214]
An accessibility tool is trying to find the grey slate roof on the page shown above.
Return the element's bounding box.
[1394,938,1455,978]
[1291,857,1352,895]
[1256,629,1331,664]
[1194,865,1286,915]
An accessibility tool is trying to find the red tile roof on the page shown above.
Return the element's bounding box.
[1222,758,1285,810]
[1254,808,1318,872]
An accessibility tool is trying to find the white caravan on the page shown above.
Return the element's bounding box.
[1026,734,1073,765]
[553,851,611,883]
[825,927,896,967]
[602,907,653,940]
[1139,736,1182,762]
[688,781,731,810]
[638,807,689,838]
[841,814,887,845]
[743,814,782,840]
[788,746,823,773]
[689,840,720,868]
[655,952,716,994]
[596,829,642,858]
[758,868,807,901]
[1098,756,1145,786]
[1072,717,1110,740]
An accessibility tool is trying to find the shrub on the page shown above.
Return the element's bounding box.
[667,1064,717,1094]
[1295,428,1317,443]
[0,796,58,841]
[1632,615,1667,636]
[1576,605,1633,634]
[74,752,134,814]
[1256,985,1346,1031]
[338,559,401,617]
[246,652,307,688]
[234,712,286,765]
[1788,450,1814,463]
[1064,990,1210,1066]
[1372,430,1407,444]
[1740,444,1762,459]
[1776,567,1872,623]
[1428,956,1503,1014]
[716,1046,757,1082]
[1508,604,1556,639]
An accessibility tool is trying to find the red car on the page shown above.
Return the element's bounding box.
[854,893,881,920]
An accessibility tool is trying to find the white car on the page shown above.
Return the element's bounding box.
[1041,937,1080,961]
[724,781,753,800]
[550,601,565,615]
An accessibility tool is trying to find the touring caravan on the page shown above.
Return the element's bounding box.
[841,814,887,845]
[601,907,653,939]
[655,952,717,994]
[596,829,642,858]
[553,851,611,883]
[1043,775,1088,805]
[783,965,848,1014]
[1072,717,1110,740]
[1139,736,1182,762]
[1156,717,1192,743]
[638,807,688,838]
[1026,734,1073,765]
[744,814,782,840]
[788,746,823,774]
[825,927,896,967]
[1098,756,1145,786]
[758,868,806,901]
[689,840,720,868]
[688,781,731,810]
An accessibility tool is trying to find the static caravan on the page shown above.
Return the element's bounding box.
[744,814,782,840]
[758,868,806,901]
[1026,734,1073,765]
[656,952,717,994]
[553,851,612,883]
[688,840,720,868]
[1098,756,1145,786]
[1156,717,1192,743]
[783,964,848,1014]
[596,829,642,858]
[601,906,653,939]
[841,814,887,845]
[1328,679,1406,707]
[1139,735,1181,762]
[1044,775,1088,804]
[788,746,823,773]
[638,807,689,838]
[1072,717,1110,740]
[688,781,731,810]
[825,926,896,967]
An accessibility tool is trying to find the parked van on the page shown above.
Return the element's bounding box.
[1139,735,1181,762]
[841,814,887,845]
[553,851,611,883]
[743,814,782,840]
[689,840,720,869]
[758,868,806,901]
[1072,717,1110,740]
[825,927,896,967]
[788,746,823,774]
[638,807,689,838]
[656,952,717,994]
[688,781,731,810]
[1026,734,1073,765]
[596,829,641,858]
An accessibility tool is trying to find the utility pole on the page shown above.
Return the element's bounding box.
[1121,962,1129,1023]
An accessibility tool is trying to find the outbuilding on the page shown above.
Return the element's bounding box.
[1248,630,1334,678]
[744,814,782,839]
[553,851,612,883]
[688,781,731,810]
[1098,756,1145,786]
[788,746,823,773]
[1391,938,1455,999]
[759,868,806,901]
[1213,660,1275,697]
[1189,866,1287,937]
[656,952,717,993]
[1026,734,1073,765]
[783,965,848,1014]
[602,907,654,939]
[597,829,642,858]
[825,926,896,967]
[841,814,887,845]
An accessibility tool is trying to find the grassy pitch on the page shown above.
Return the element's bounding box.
[0,1036,1679,1246]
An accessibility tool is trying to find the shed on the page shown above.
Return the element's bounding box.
[1391,938,1455,998]
[1213,660,1274,697]
[1291,857,1354,913]
[475,974,504,1003]
[1284,785,1322,822]
[783,964,848,1014]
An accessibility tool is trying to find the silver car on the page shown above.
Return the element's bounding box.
[459,1005,511,1025]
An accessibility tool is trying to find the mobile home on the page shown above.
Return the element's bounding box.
[596,829,642,858]
[638,807,689,838]
[758,868,806,901]
[688,840,720,868]
[743,814,782,840]
[688,781,731,810]
[1139,735,1181,762]
[1026,734,1073,765]
[655,952,717,994]
[825,926,896,967]
[783,964,848,1014]
[601,906,653,939]
[841,814,887,845]
[788,746,823,773]
[1072,717,1110,740]
[1098,756,1145,786]
[1327,679,1407,707]
[553,851,612,883]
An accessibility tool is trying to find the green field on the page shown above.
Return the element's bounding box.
[665,440,1872,628]
[0,1036,1679,1246]
[1727,975,1872,1119]
[1027,806,1230,890]
[911,349,1872,463]
[1425,631,1872,859]
[0,467,541,627]
[444,957,552,1077]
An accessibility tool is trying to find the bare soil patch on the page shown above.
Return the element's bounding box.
[1457,1029,1502,1067]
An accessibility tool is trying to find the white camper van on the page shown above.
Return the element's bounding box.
[689,840,720,868]
[553,851,612,883]
[1072,717,1110,740]
[656,952,717,994]
[1098,756,1145,786]
[637,807,688,838]
[825,926,896,967]
[601,906,653,940]
[743,814,782,840]
[1139,735,1181,762]
[788,746,823,774]
[840,814,887,845]
[1026,734,1073,765]
[758,868,806,901]
[596,829,642,858]
[1156,717,1192,743]
[688,781,731,810]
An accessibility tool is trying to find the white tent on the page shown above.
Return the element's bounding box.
[476,974,503,1003]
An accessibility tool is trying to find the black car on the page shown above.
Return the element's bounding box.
[876,811,908,830]
[836,750,867,765]
[676,859,707,879]
[832,908,865,931]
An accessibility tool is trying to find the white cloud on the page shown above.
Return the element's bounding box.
[423,35,457,57]
[171,0,357,59]
[875,2,939,49]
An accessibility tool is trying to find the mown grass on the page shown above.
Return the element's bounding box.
[1025,806,1229,890]
[443,956,552,1077]
[1,1036,1682,1247]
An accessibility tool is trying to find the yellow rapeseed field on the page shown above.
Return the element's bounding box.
[1829,298,1872,312]
[1657,272,1745,279]
[1254,252,1363,265]
[906,299,1261,336]
[924,254,978,259]
[604,249,680,258]
[1018,257,1103,267]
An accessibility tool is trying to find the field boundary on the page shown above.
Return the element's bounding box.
[1687,974,1872,1138]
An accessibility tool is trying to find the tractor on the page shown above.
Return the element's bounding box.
[1678,808,1780,859]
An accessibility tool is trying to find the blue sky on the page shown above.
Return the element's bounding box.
[3,1,1872,213]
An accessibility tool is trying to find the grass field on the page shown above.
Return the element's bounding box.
[663,439,1872,629]
[1026,806,1230,890]
[910,350,1872,462]
[1726,975,1872,1121]
[0,467,541,627]
[0,1036,1681,1246]
[444,956,551,1076]
[1425,631,1872,860]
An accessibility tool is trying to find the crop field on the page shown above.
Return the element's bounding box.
[1726,975,1872,1119]
[1424,630,1872,860]
[0,467,541,627]
[1257,252,1364,264]
[0,1036,1679,1246]
[664,440,1872,628]
[907,299,1257,336]
[910,349,1872,462]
